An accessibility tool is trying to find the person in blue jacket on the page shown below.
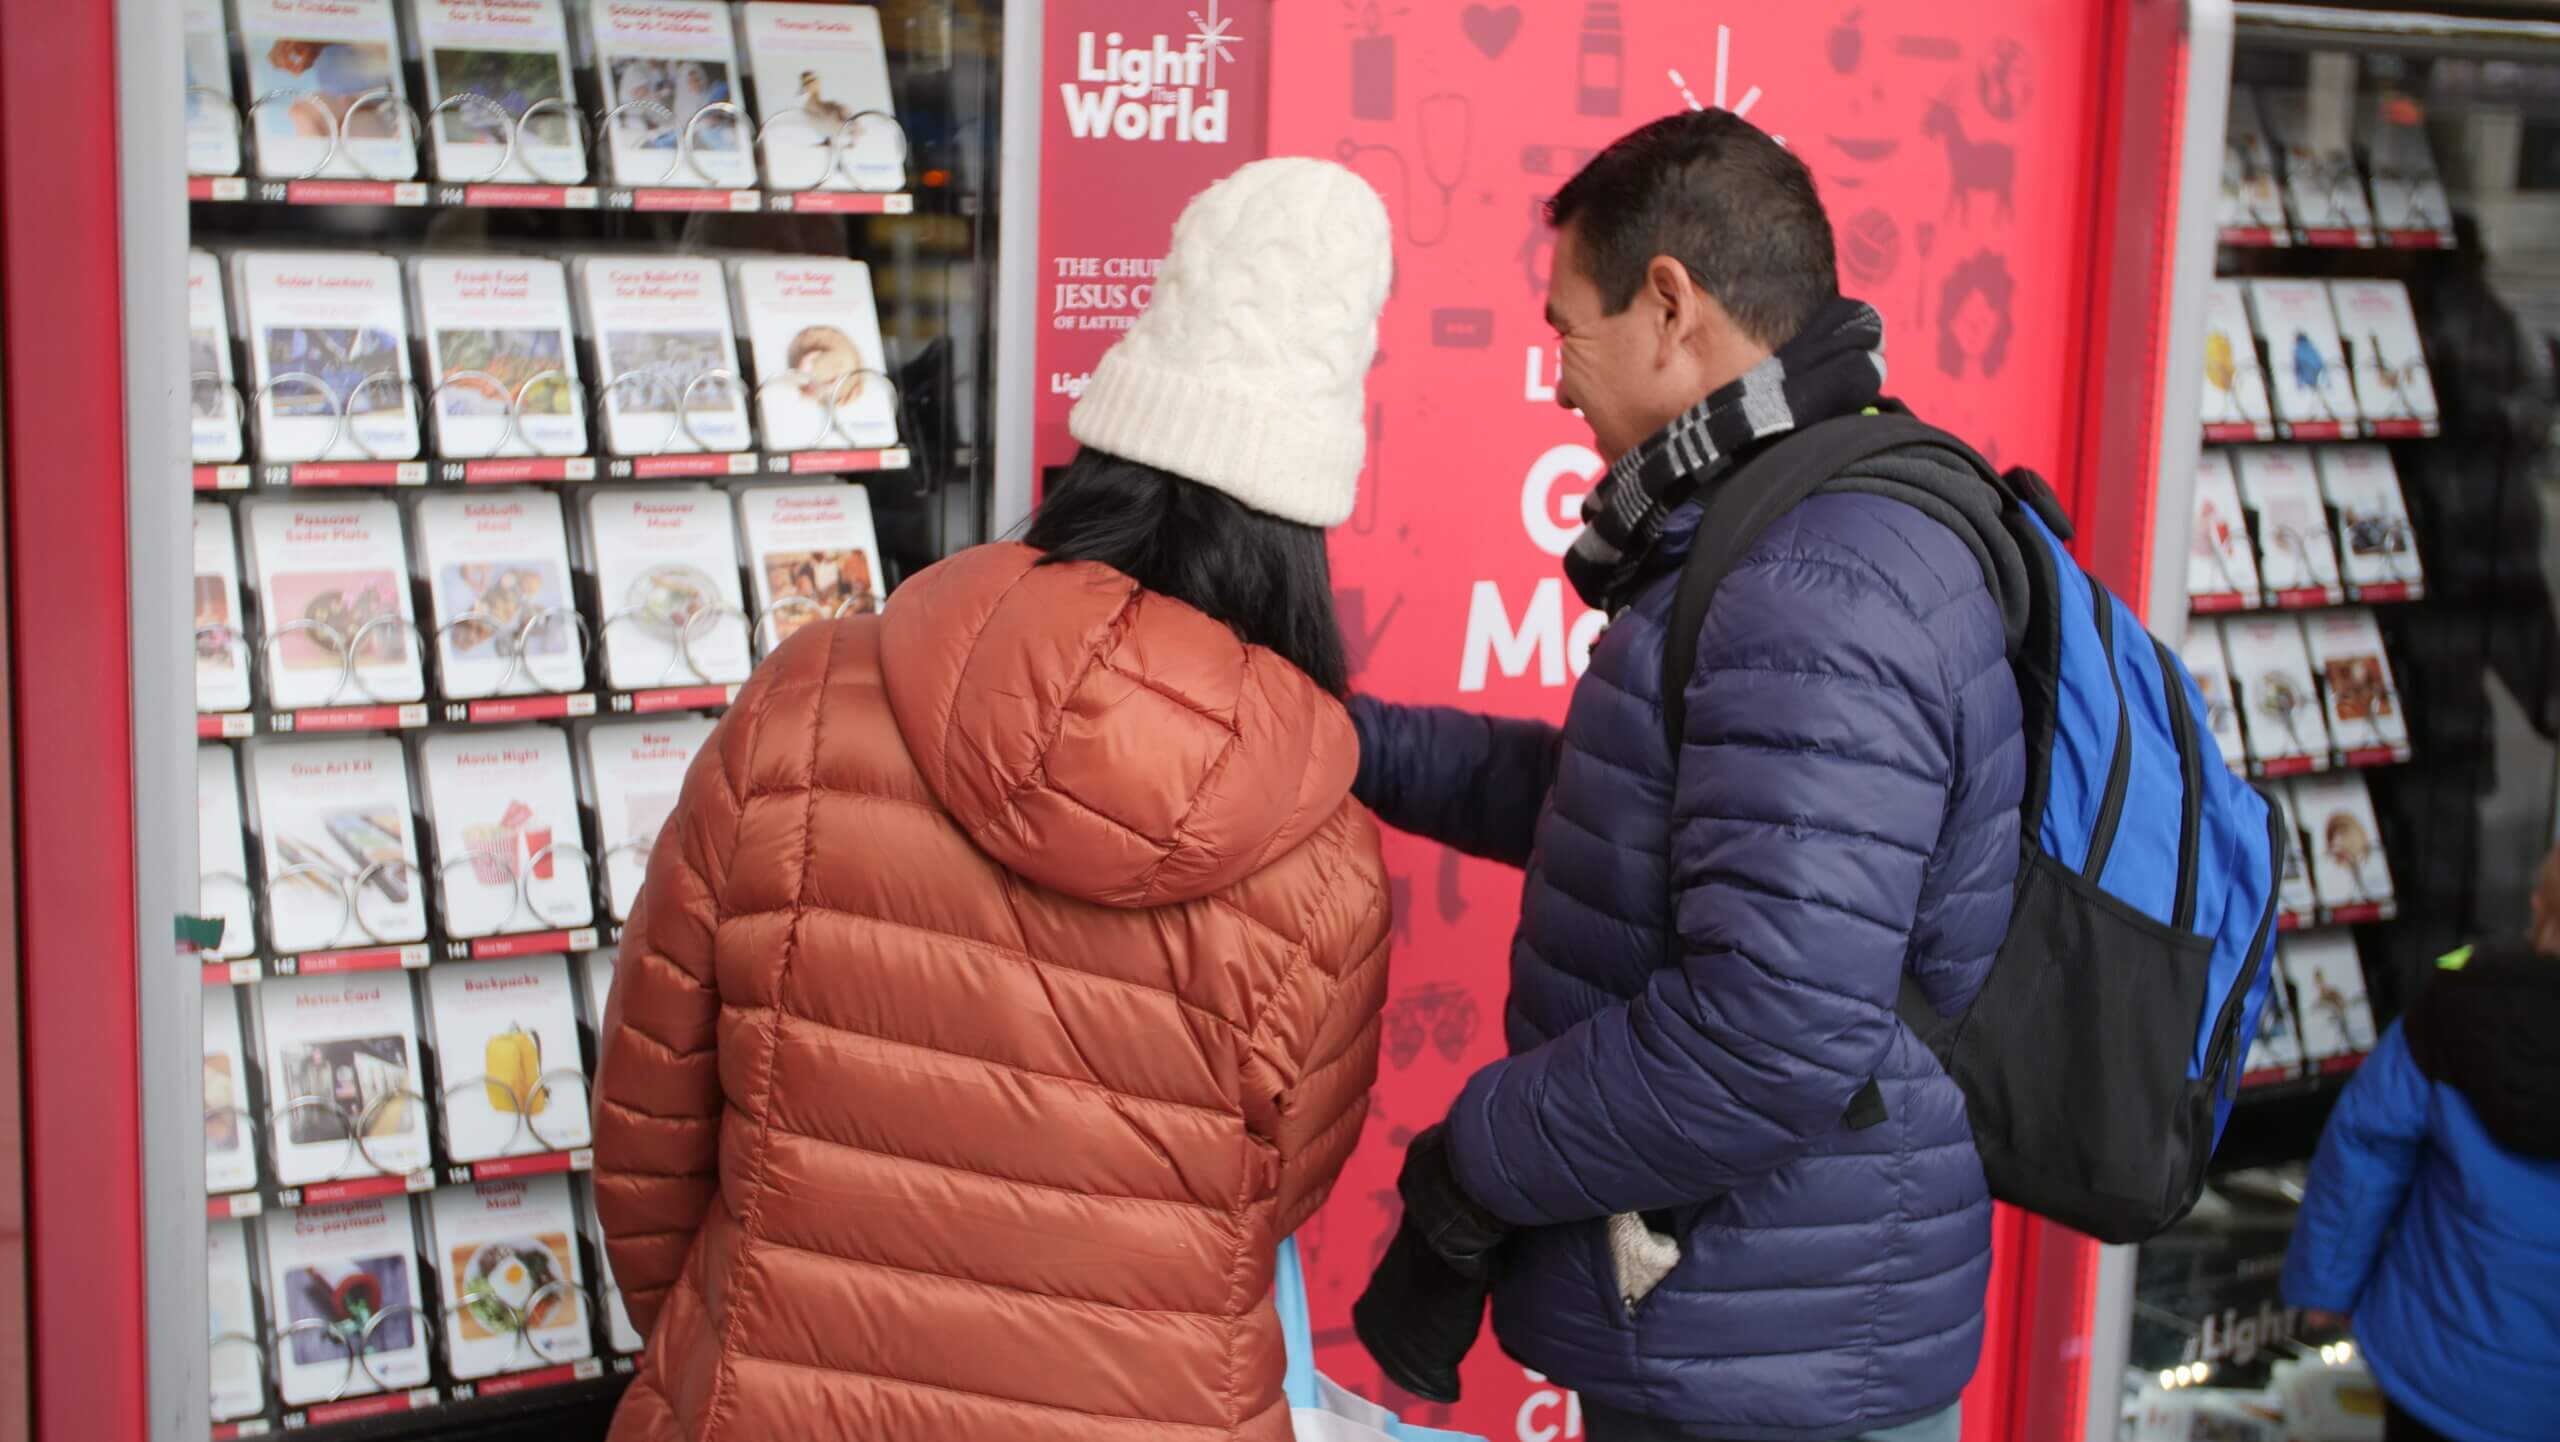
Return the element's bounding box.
[1347,110,2025,1442]
[2281,923,2560,1442]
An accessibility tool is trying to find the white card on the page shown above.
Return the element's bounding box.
[247,735,428,952]
[256,972,430,1186]
[2178,621,2246,771]
[582,716,714,920]
[243,496,425,710]
[2316,447,2424,595]
[195,502,253,713]
[2293,772,2394,913]
[410,0,585,185]
[2242,951,2304,1079]
[2361,99,2453,237]
[579,1180,647,1353]
[579,257,751,454]
[584,486,752,689]
[740,3,904,191]
[731,258,899,450]
[191,250,244,462]
[2328,280,2439,432]
[2200,282,2274,436]
[735,481,884,654]
[261,1198,432,1405]
[2247,279,2360,437]
[2188,452,2260,605]
[414,256,587,458]
[429,1175,595,1377]
[234,251,421,462]
[579,947,619,1032]
[2224,617,2331,768]
[2219,88,2287,233]
[2302,610,2408,758]
[205,987,261,1195]
[186,0,243,177]
[2282,932,2378,1061]
[208,1217,268,1420]
[426,956,591,1162]
[199,744,259,961]
[2232,448,2342,601]
[413,490,585,698]
[234,0,417,182]
[2273,784,2320,919]
[2261,89,2376,238]
[586,0,754,188]
[418,727,594,939]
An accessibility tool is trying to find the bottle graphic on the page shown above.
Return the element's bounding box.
[1578,2,1624,117]
[485,1024,547,1116]
[1350,0,1395,121]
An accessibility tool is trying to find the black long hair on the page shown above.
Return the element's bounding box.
[1024,448,1350,698]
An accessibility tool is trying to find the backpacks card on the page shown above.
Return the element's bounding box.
[1658,413,2287,1244]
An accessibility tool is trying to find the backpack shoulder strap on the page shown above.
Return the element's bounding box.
[1658,413,1989,752]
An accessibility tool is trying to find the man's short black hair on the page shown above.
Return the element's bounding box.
[1546,110,1838,349]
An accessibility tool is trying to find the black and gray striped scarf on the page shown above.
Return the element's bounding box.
[1563,298,1889,614]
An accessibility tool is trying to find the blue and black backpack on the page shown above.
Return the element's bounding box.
[1659,411,2287,1244]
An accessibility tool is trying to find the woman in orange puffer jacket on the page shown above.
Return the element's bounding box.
[591,156,1396,1442]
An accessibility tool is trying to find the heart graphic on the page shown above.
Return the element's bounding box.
[1461,4,1521,59]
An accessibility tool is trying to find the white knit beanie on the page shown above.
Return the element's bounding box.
[1068,157,1392,529]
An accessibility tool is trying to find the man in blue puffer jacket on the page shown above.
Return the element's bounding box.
[2280,918,2560,1442]
[1346,111,2023,1442]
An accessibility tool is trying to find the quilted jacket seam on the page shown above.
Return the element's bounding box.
[789,905,1251,1040]
[699,621,850,1442]
[745,1231,1244,1322]
[779,1125,1238,1218]
[781,1010,1238,1123]
[963,571,1140,857]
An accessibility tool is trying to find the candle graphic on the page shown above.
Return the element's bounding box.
[1579,2,1624,117]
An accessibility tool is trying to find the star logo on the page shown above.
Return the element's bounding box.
[1668,25,1784,146]
[1187,0,1240,89]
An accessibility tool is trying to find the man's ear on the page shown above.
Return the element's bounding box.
[1646,255,1701,362]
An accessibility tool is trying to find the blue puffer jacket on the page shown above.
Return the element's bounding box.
[1353,475,2025,1440]
[2282,940,2560,1442]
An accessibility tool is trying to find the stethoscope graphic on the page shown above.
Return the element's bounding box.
[1337,92,1472,248]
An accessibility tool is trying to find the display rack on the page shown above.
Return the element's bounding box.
[165,4,1003,1439]
[2119,8,2560,1434]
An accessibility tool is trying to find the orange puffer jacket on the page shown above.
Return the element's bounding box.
[592,542,1391,1442]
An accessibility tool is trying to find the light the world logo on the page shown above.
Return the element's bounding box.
[1059,3,1239,144]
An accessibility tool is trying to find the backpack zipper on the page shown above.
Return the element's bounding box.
[2152,637,2206,932]
[2202,803,2291,1099]
[2080,576,2135,880]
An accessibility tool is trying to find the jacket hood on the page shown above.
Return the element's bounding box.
[2404,936,2560,1159]
[878,543,1358,909]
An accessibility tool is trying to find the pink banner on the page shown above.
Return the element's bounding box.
[1271,4,2111,1436]
[1032,0,1270,484]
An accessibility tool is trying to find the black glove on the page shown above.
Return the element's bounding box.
[1353,1220,1487,1405]
[1396,1125,1510,1281]
[1351,1126,1513,1403]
